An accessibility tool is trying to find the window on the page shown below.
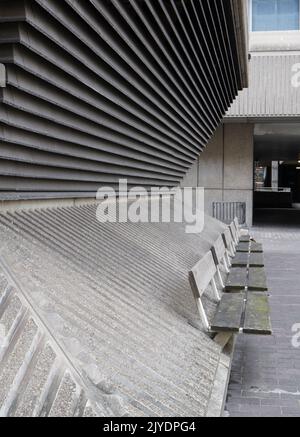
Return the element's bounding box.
[252,0,300,31]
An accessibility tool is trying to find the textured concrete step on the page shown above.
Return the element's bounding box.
[0,317,39,416]
[12,343,57,417]
[83,401,99,417]
[49,371,81,417]
[0,293,23,344]
[0,275,9,304]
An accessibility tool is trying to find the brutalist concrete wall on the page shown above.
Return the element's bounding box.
[182,123,254,226]
[0,0,248,201]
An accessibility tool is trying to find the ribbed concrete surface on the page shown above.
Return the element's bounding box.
[0,0,248,199]
[226,54,300,120]
[0,203,227,416]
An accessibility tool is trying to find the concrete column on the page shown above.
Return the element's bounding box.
[272,161,279,189]
[223,123,254,226]
[186,123,254,226]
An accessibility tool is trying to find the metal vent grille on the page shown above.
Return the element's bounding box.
[213,201,246,225]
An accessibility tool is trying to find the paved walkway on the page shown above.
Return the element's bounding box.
[226,221,300,417]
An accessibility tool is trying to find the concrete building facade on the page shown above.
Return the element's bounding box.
[197,0,300,226]
[182,123,254,226]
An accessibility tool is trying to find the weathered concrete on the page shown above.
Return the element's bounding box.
[0,202,230,417]
[192,124,254,226]
[180,160,199,188]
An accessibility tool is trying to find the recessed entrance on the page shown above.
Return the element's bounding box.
[253,123,300,227]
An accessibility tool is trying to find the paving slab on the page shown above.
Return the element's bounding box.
[226,225,300,417]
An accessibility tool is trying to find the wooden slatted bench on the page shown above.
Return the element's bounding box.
[231,252,264,268]
[222,227,236,258]
[211,235,231,288]
[248,268,268,292]
[188,219,272,338]
[229,223,264,263]
[226,221,268,292]
[225,268,247,292]
[234,217,250,243]
[221,227,249,290]
[225,267,268,292]
[230,219,263,253]
[212,292,271,335]
[236,242,263,253]
[189,251,271,335]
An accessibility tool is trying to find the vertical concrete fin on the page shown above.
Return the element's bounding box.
[0,64,6,88]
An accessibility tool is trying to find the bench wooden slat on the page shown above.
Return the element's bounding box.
[250,243,263,253]
[189,233,271,337]
[231,252,249,267]
[231,252,264,268]
[190,251,217,297]
[249,252,264,267]
[236,242,250,252]
[223,228,234,254]
[211,294,244,332]
[243,293,272,335]
[225,268,247,291]
[211,235,226,266]
[239,236,250,243]
[248,268,268,291]
[237,242,263,253]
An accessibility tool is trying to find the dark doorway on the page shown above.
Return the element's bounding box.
[253,123,300,227]
[279,163,300,203]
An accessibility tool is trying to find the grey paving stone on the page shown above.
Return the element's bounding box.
[261,398,297,407]
[226,226,300,418]
[281,407,300,415]
[241,390,280,399]
[232,397,262,406]
[259,406,282,417]
[229,411,260,417]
